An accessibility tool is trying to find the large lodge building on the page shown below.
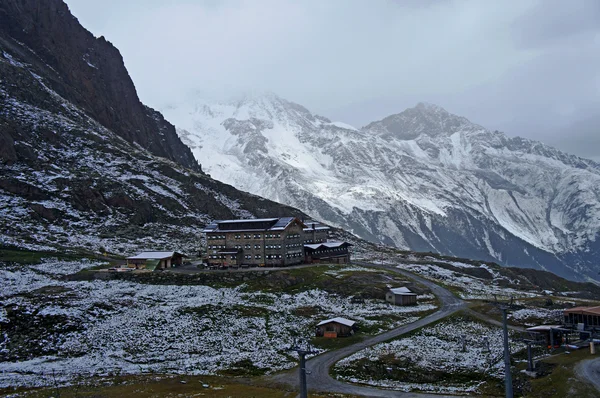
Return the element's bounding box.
[203,217,351,267]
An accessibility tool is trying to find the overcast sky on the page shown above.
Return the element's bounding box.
[66,0,600,161]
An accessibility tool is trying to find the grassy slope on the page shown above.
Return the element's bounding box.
[516,349,599,398]
[0,374,358,398]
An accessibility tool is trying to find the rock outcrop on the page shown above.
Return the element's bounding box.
[0,0,200,171]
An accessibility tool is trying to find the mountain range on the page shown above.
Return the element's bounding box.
[1,0,599,284]
[161,93,600,282]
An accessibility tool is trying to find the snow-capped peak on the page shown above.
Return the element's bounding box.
[163,93,600,282]
[362,102,481,140]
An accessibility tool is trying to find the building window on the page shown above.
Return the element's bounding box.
[255,244,261,249]
[255,255,261,259]
[235,235,241,239]
[245,244,251,249]
[254,234,261,239]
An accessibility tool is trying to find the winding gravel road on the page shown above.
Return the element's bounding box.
[270,261,466,397]
[577,357,600,393]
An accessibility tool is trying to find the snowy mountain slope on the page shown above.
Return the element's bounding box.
[162,94,600,281]
[0,45,304,256]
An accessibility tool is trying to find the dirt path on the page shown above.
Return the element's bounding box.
[465,308,526,332]
[576,356,600,393]
[268,261,466,397]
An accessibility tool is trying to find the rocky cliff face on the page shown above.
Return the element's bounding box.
[0,5,306,254]
[162,93,600,282]
[0,0,200,171]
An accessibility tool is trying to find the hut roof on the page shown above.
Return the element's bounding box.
[389,287,416,295]
[526,325,564,332]
[317,317,356,327]
[127,251,179,260]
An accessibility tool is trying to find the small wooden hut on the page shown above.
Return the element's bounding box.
[126,251,184,270]
[315,317,356,338]
[386,287,418,306]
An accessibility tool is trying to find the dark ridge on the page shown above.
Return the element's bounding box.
[0,0,201,171]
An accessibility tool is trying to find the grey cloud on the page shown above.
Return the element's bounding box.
[512,0,600,49]
[65,0,600,161]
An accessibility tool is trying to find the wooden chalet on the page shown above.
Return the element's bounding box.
[316,317,356,338]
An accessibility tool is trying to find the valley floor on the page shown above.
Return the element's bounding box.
[1,249,599,397]
[0,255,435,390]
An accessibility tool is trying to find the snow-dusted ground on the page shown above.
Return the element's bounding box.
[396,261,539,300]
[0,260,436,388]
[322,264,380,277]
[334,316,524,394]
[509,308,563,326]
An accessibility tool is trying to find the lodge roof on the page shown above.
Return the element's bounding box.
[317,317,356,327]
[303,220,331,231]
[564,306,600,316]
[127,251,181,260]
[304,241,352,250]
[202,217,306,233]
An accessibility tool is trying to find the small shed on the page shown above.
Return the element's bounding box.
[386,287,418,306]
[316,317,356,338]
[526,325,565,348]
[126,251,184,270]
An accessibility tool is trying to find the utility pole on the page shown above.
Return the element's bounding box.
[289,341,317,398]
[526,342,534,371]
[501,306,513,398]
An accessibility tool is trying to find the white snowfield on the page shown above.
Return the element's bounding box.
[509,308,563,326]
[335,317,525,394]
[0,260,436,388]
[161,92,600,281]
